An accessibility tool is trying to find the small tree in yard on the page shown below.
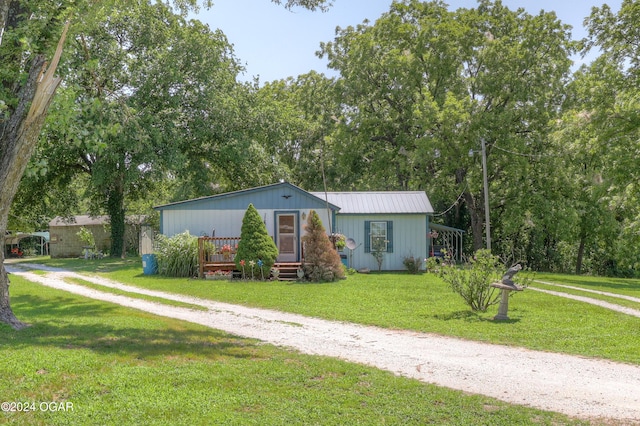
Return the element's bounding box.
[302,210,345,282]
[76,227,96,249]
[438,249,503,312]
[235,204,279,279]
[370,237,388,272]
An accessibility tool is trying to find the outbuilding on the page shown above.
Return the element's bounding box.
[48,215,144,258]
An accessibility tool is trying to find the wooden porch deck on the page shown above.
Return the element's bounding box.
[198,236,302,280]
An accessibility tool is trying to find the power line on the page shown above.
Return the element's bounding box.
[433,183,468,217]
[492,144,559,159]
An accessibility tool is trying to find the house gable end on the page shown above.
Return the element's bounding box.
[154,182,339,212]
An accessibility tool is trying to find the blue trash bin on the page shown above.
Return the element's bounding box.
[340,253,348,268]
[142,253,158,275]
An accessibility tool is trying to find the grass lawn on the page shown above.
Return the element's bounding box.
[25,256,640,365]
[0,276,587,425]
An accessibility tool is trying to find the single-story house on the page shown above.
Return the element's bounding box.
[48,215,145,258]
[154,182,441,271]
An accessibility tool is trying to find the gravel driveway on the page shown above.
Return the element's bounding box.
[7,264,640,424]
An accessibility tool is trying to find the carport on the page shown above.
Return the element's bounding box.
[5,232,50,256]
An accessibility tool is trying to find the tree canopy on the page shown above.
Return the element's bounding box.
[3,0,640,330]
[0,0,333,328]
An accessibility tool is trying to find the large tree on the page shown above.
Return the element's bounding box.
[0,0,332,328]
[548,0,640,275]
[0,2,74,329]
[33,1,243,258]
[318,0,575,255]
[256,72,344,189]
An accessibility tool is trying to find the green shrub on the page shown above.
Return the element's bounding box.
[76,226,95,247]
[438,249,502,312]
[155,231,199,277]
[302,210,345,282]
[403,256,423,274]
[425,256,441,273]
[235,204,279,279]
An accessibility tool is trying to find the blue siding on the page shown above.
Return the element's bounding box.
[155,182,339,212]
[337,214,427,271]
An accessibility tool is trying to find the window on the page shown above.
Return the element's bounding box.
[364,221,393,253]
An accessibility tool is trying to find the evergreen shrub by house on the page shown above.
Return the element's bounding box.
[302,210,345,282]
[235,204,279,279]
[155,231,198,277]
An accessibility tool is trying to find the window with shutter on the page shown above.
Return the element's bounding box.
[365,220,393,253]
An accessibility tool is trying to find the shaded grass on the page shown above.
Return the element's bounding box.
[1,277,586,425]
[14,257,640,365]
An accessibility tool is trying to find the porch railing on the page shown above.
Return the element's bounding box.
[197,236,305,279]
[198,236,241,278]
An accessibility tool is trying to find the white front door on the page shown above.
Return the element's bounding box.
[276,213,297,262]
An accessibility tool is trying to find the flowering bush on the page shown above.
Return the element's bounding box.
[219,244,233,255]
[330,233,346,250]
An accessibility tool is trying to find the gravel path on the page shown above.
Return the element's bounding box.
[530,281,640,318]
[7,264,640,424]
[533,281,640,304]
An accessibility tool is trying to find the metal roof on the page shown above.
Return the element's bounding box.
[48,215,147,227]
[5,232,50,244]
[309,191,434,214]
[49,215,110,227]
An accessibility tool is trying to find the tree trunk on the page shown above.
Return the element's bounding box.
[0,22,69,329]
[107,173,126,258]
[0,246,26,329]
[457,168,484,251]
[464,191,485,251]
[576,232,586,275]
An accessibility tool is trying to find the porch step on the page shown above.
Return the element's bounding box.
[273,262,302,281]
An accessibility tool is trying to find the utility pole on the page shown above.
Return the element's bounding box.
[481,138,491,251]
[469,139,491,251]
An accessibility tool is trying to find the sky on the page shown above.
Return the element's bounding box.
[192,0,622,84]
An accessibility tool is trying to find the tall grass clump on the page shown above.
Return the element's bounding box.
[155,231,198,277]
